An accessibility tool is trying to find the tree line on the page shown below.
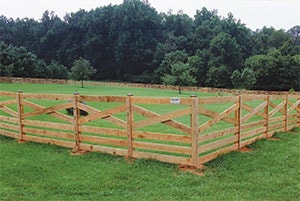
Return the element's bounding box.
[0,0,299,91]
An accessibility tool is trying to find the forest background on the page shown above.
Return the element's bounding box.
[0,0,299,91]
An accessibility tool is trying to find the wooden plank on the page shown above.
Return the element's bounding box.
[288,99,300,114]
[241,127,266,140]
[80,126,127,137]
[198,144,237,164]
[21,93,72,100]
[268,122,285,131]
[80,135,127,147]
[133,131,191,143]
[80,144,128,156]
[79,105,126,124]
[241,134,265,147]
[24,120,73,131]
[0,122,19,131]
[0,99,17,107]
[199,96,238,104]
[242,95,266,101]
[133,151,191,165]
[199,107,237,125]
[23,127,74,140]
[133,107,192,129]
[80,95,126,103]
[22,102,73,118]
[199,127,237,142]
[133,141,191,154]
[105,116,127,128]
[269,116,285,124]
[77,103,99,114]
[0,91,16,97]
[133,105,191,134]
[198,103,239,133]
[0,115,18,123]
[131,97,191,105]
[1,106,17,117]
[0,129,19,138]
[241,120,265,131]
[242,103,266,118]
[23,135,74,148]
[199,136,236,153]
[269,101,285,116]
[241,101,267,123]
[22,100,73,123]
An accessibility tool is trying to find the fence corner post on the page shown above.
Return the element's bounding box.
[235,95,242,149]
[265,95,270,138]
[285,94,288,132]
[72,92,81,153]
[126,93,134,159]
[190,94,199,167]
[17,90,25,143]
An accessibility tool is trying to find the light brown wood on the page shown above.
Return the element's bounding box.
[288,99,300,114]
[133,141,191,154]
[241,127,266,140]
[0,129,19,138]
[0,91,16,97]
[269,101,285,116]
[80,143,128,156]
[199,136,236,153]
[269,116,285,124]
[23,127,74,140]
[199,96,238,104]
[133,151,191,165]
[241,101,267,123]
[80,126,127,137]
[132,96,191,105]
[23,135,74,148]
[24,120,73,130]
[199,107,237,125]
[79,105,126,124]
[21,93,72,100]
[133,105,191,134]
[0,122,19,131]
[241,120,266,131]
[199,127,237,142]
[241,134,265,147]
[199,144,237,164]
[191,96,199,166]
[133,107,192,129]
[199,103,239,133]
[242,103,266,119]
[133,131,191,143]
[80,135,127,147]
[80,95,126,103]
[0,99,17,107]
[0,115,18,123]
[1,106,18,117]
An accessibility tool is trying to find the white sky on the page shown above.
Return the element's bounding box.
[0,0,299,31]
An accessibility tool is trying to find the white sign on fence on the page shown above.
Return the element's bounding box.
[170,97,181,104]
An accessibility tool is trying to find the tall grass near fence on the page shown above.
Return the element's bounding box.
[1,86,299,167]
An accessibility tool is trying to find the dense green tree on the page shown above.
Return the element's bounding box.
[161,62,196,94]
[205,65,232,88]
[69,58,96,88]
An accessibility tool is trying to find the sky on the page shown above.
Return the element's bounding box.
[0,0,299,31]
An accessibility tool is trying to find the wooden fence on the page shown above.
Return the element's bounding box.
[0,91,299,167]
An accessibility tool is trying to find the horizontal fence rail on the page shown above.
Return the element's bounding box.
[0,91,299,167]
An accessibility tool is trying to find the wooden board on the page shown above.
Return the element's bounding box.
[199,136,236,153]
[23,127,74,140]
[133,151,191,165]
[133,131,191,143]
[133,141,191,154]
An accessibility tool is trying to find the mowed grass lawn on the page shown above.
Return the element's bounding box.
[0,129,299,201]
[0,82,300,200]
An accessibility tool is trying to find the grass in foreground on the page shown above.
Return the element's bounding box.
[1,128,299,201]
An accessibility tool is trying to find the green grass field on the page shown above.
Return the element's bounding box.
[1,82,300,200]
[0,129,299,201]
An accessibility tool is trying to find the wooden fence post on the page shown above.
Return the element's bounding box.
[73,92,81,153]
[126,94,133,159]
[235,95,242,149]
[284,94,288,132]
[190,95,199,167]
[265,95,270,138]
[16,90,25,142]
